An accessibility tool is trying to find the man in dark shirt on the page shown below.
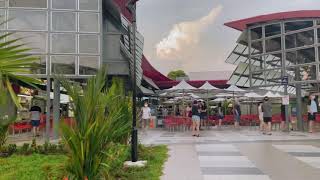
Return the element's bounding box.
[191,100,200,137]
[262,96,272,135]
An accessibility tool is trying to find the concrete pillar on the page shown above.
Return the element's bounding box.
[53,79,60,139]
[296,84,303,131]
[45,78,51,142]
[284,84,290,131]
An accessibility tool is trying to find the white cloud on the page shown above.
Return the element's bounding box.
[156,5,223,60]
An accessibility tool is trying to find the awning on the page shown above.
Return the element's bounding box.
[143,75,159,90]
[139,86,155,96]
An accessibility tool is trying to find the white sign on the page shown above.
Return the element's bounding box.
[282,95,289,105]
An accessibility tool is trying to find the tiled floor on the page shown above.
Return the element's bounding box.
[7,128,320,180]
[273,145,320,168]
[152,128,320,180]
[196,144,271,180]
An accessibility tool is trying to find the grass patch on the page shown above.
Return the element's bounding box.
[112,145,168,180]
[0,154,66,180]
[0,145,168,180]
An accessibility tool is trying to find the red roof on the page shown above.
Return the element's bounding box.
[141,55,171,82]
[113,0,228,89]
[225,10,320,31]
[113,0,133,21]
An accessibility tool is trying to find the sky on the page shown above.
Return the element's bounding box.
[136,0,320,76]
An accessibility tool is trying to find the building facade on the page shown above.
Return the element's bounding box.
[0,0,102,78]
[225,10,320,94]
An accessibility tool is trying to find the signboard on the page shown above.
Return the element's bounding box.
[282,95,289,105]
[281,76,288,85]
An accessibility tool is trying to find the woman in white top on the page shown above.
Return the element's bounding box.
[258,102,264,131]
[141,102,151,130]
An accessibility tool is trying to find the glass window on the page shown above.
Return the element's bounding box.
[228,75,240,85]
[236,77,248,87]
[79,56,99,75]
[8,10,47,30]
[265,23,281,37]
[226,53,240,64]
[265,54,282,69]
[285,30,314,49]
[250,27,262,40]
[0,0,4,7]
[51,34,76,53]
[30,56,46,75]
[265,37,281,52]
[52,12,76,32]
[79,12,99,32]
[251,41,263,55]
[79,0,99,11]
[285,21,313,32]
[251,56,264,71]
[252,71,265,85]
[266,69,282,85]
[288,65,317,81]
[286,48,315,65]
[0,9,5,30]
[79,34,99,54]
[52,0,76,9]
[9,0,47,8]
[9,32,47,53]
[317,28,320,43]
[51,56,75,75]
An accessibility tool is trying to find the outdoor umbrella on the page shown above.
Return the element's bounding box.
[244,92,263,114]
[166,80,197,114]
[198,81,221,116]
[224,84,246,102]
[215,93,240,98]
[211,97,226,102]
[263,91,278,98]
[244,92,263,98]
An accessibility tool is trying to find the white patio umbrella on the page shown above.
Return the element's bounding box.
[215,93,240,97]
[275,92,283,98]
[264,91,278,98]
[188,93,200,99]
[198,81,221,116]
[225,84,246,92]
[166,80,197,113]
[244,92,263,114]
[167,80,197,91]
[244,92,263,98]
[211,97,226,102]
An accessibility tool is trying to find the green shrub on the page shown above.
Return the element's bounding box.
[58,69,132,179]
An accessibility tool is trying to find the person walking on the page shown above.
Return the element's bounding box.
[262,96,272,135]
[186,104,192,118]
[30,105,42,137]
[200,102,208,128]
[233,100,241,129]
[191,100,200,137]
[217,103,224,129]
[308,95,317,133]
[141,102,151,130]
[280,104,286,131]
[258,102,264,131]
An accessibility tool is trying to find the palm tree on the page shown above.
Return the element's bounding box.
[0,32,41,107]
[0,31,41,149]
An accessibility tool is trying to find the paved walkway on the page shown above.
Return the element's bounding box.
[140,128,320,180]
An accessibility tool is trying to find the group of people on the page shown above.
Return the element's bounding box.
[258,94,318,135]
[140,93,319,136]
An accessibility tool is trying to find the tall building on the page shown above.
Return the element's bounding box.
[0,0,102,77]
[225,10,320,94]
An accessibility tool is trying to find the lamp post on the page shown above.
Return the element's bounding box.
[127,0,139,162]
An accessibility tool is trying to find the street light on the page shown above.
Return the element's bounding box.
[126,0,139,162]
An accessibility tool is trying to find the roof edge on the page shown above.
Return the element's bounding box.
[225,10,320,31]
